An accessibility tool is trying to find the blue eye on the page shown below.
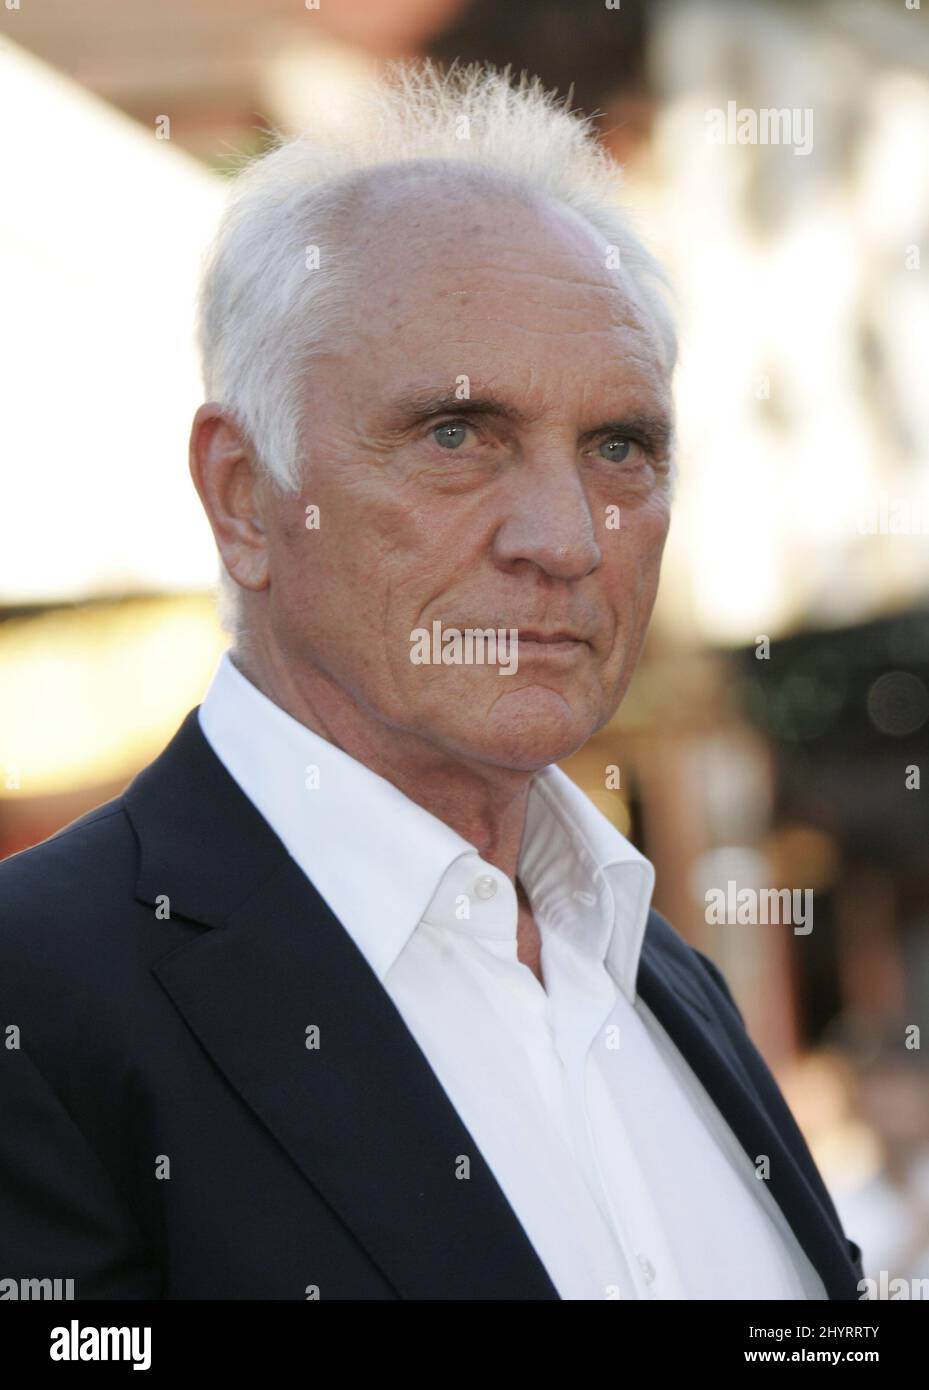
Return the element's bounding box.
[599,436,631,463]
[433,421,469,449]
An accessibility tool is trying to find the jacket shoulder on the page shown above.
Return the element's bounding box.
[0,794,134,891]
[0,789,139,973]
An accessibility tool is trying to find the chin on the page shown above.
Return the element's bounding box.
[465,683,599,772]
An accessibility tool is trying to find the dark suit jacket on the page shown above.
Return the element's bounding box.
[0,708,864,1299]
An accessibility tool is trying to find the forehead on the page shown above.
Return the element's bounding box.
[341,171,672,406]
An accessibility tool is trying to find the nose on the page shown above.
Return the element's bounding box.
[492,454,602,581]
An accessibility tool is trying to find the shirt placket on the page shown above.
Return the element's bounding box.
[583,1032,688,1301]
[545,936,683,1301]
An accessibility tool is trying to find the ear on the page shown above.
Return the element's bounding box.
[188,404,270,594]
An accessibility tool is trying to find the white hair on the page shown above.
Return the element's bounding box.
[196,59,677,638]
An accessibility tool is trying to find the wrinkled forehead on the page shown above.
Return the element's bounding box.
[336,162,672,381]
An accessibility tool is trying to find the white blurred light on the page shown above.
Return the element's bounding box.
[0,40,225,602]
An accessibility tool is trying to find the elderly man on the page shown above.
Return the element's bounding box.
[0,62,863,1300]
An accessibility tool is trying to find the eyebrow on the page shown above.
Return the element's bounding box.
[382,388,532,430]
[380,387,673,450]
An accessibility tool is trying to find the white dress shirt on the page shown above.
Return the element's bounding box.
[198,649,827,1300]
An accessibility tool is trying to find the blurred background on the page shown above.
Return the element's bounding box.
[1,0,928,1288]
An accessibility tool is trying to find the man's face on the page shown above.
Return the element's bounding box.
[261,182,674,771]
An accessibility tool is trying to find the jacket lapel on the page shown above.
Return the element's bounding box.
[126,710,558,1301]
[636,932,859,1300]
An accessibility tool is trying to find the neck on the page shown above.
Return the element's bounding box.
[230,642,534,884]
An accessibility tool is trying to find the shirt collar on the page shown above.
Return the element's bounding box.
[525,765,655,1002]
[197,649,654,1000]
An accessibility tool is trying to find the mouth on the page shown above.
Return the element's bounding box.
[514,629,589,656]
[431,620,594,661]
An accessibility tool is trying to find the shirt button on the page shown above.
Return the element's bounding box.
[637,1254,656,1285]
[473,874,498,901]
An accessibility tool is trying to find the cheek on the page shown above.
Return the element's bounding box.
[603,509,668,603]
[366,512,485,628]
[274,505,466,671]
[633,490,672,546]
